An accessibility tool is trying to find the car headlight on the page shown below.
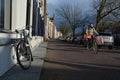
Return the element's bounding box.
[110,37,114,42]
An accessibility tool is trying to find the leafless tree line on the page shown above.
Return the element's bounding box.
[93,0,120,30]
[56,0,120,40]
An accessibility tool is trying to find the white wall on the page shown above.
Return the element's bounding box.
[0,33,17,76]
[0,45,16,75]
[11,0,27,31]
[0,0,44,76]
[4,0,10,30]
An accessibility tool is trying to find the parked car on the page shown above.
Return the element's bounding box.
[59,37,64,40]
[74,36,79,44]
[74,36,84,44]
[96,32,114,49]
[68,37,73,42]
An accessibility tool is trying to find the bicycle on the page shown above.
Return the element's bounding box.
[84,34,98,54]
[11,28,33,70]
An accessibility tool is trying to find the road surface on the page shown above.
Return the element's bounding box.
[40,39,120,80]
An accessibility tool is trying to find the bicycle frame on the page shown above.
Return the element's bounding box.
[86,35,98,53]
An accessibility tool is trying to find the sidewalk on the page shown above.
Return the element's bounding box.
[0,42,47,80]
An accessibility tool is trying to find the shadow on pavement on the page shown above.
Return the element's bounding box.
[97,49,120,54]
[44,58,120,71]
[47,47,84,52]
[40,58,120,80]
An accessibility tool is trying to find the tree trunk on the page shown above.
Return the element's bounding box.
[95,20,99,31]
[95,14,101,31]
[72,29,75,42]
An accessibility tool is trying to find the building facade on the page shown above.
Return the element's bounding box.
[0,0,45,76]
[46,16,62,40]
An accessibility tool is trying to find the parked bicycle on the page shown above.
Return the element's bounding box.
[11,28,33,70]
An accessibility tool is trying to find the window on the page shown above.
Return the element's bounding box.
[0,0,4,29]
[99,32,112,36]
[32,0,44,36]
[26,0,31,29]
[32,0,37,36]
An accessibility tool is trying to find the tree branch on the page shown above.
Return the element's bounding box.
[101,6,120,19]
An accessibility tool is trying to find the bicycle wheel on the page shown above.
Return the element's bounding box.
[93,39,98,54]
[16,41,32,70]
[87,43,90,50]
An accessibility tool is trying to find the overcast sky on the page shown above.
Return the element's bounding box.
[46,0,95,29]
[47,0,93,16]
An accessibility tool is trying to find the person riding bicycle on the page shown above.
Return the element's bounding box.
[85,23,99,48]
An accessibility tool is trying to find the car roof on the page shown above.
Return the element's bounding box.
[99,32,112,36]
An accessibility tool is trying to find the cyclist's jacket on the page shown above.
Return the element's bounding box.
[86,27,98,35]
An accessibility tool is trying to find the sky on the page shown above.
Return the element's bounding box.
[47,0,93,17]
[46,0,94,29]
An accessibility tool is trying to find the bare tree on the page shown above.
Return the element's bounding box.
[93,0,120,30]
[56,3,84,42]
[59,23,69,37]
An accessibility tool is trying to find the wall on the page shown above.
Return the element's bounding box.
[0,0,28,76]
[0,0,44,76]
[11,0,27,31]
[0,33,17,76]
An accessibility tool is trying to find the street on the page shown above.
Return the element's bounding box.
[40,39,120,80]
